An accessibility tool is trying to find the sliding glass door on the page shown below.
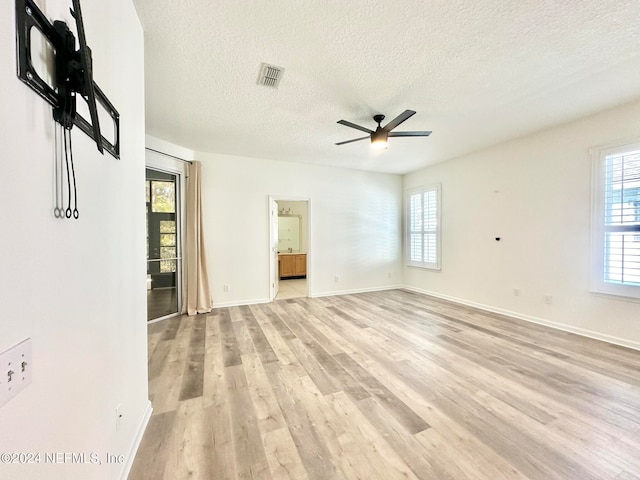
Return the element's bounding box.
[146,168,182,321]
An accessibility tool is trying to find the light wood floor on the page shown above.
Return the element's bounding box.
[129,289,640,480]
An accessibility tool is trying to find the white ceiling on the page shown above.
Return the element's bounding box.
[132,0,640,174]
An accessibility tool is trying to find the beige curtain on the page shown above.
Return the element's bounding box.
[182,161,213,315]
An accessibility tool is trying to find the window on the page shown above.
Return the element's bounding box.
[592,142,640,298]
[151,181,175,213]
[146,173,179,275]
[159,220,177,273]
[406,184,441,269]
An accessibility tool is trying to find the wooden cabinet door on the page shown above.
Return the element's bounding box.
[279,255,295,277]
[295,254,306,276]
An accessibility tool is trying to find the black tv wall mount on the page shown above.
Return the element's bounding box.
[15,0,120,158]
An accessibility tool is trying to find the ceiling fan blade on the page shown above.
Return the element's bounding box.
[388,131,432,137]
[337,119,374,134]
[382,110,416,132]
[335,135,370,146]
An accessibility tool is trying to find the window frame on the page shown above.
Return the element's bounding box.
[406,184,441,270]
[591,140,640,300]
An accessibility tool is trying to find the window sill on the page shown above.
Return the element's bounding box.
[589,289,640,304]
[406,263,441,271]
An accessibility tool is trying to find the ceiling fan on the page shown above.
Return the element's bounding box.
[335,110,431,149]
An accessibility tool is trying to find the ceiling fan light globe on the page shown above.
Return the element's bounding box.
[371,130,389,149]
[371,138,388,149]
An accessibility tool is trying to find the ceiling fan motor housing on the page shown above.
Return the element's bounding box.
[371,128,388,144]
[335,110,430,147]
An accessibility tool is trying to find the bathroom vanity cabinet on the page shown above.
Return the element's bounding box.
[279,253,306,278]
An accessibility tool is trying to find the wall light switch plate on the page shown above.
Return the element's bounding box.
[0,338,32,408]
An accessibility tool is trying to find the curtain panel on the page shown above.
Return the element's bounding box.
[182,161,213,315]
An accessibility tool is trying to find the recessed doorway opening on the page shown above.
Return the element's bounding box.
[269,197,310,301]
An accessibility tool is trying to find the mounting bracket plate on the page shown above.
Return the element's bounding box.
[15,0,120,159]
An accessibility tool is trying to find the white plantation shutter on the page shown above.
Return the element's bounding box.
[592,142,640,299]
[603,149,640,285]
[407,185,441,269]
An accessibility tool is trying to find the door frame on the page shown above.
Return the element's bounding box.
[268,195,311,301]
[146,152,187,322]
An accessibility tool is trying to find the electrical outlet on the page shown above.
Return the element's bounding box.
[223,285,230,292]
[388,272,392,278]
[334,275,339,283]
[0,338,32,407]
[513,288,520,297]
[544,295,553,304]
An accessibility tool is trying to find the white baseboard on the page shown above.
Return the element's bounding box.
[311,284,404,298]
[212,285,404,306]
[213,297,271,308]
[403,286,640,352]
[119,400,153,480]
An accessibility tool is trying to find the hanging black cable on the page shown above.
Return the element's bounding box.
[54,123,64,218]
[68,129,79,219]
[63,128,72,219]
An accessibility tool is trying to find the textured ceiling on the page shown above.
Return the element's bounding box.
[132,0,640,174]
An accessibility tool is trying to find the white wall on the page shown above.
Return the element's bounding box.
[404,99,640,349]
[0,2,149,479]
[197,152,403,306]
[146,134,196,162]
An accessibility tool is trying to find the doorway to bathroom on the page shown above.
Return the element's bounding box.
[269,197,310,301]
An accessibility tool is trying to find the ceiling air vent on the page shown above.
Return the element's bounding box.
[258,63,284,88]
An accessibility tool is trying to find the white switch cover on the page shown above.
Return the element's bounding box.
[0,338,32,408]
